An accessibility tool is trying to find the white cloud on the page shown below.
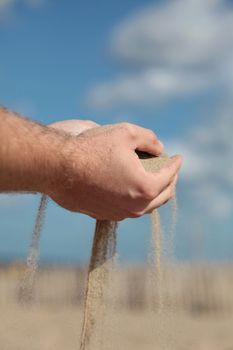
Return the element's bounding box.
[87,0,233,109]
[88,69,213,109]
[166,105,233,219]
[111,0,233,68]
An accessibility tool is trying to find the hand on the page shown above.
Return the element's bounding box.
[46,121,182,221]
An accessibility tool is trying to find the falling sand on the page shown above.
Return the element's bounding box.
[141,154,177,312]
[20,195,48,303]
[80,220,118,350]
[21,153,177,349]
[141,154,177,350]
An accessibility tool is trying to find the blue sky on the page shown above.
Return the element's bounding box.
[1,0,233,264]
[0,0,156,122]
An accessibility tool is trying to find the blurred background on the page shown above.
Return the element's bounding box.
[1,1,233,349]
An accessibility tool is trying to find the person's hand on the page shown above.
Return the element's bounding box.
[46,121,182,221]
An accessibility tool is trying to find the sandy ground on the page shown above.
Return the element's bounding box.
[1,303,233,350]
[1,264,233,349]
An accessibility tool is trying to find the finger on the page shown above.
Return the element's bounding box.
[146,155,182,197]
[128,124,164,156]
[144,176,178,213]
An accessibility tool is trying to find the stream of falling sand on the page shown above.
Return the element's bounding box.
[79,220,118,350]
[20,194,48,303]
[141,155,177,350]
[151,209,164,312]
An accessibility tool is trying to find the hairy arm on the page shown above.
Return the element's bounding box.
[0,107,64,193]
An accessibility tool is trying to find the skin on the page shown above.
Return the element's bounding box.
[0,107,182,221]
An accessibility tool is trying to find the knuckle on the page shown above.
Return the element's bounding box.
[122,122,137,138]
[138,183,156,200]
[128,175,157,201]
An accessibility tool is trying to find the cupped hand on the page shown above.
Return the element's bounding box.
[46,121,182,221]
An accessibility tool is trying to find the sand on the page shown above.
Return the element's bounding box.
[80,220,118,350]
[19,195,48,303]
[1,301,233,350]
[3,262,233,349]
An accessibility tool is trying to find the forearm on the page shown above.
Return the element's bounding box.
[0,107,64,194]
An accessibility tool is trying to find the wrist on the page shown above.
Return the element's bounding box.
[37,128,69,196]
[41,130,86,199]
